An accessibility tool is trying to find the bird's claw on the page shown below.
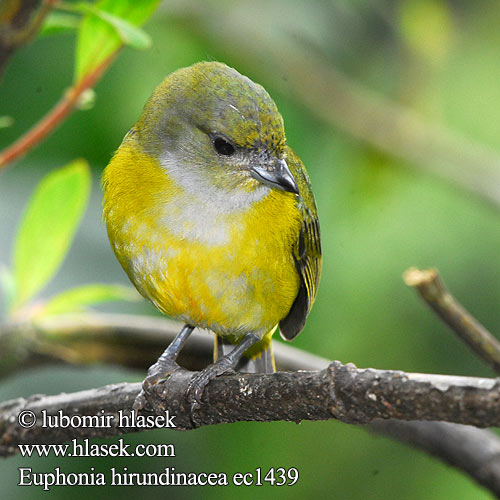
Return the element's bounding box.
[132,392,149,412]
[186,363,236,426]
[133,359,181,411]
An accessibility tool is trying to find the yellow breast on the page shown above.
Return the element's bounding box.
[103,141,301,338]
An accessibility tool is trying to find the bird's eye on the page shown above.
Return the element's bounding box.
[213,137,235,156]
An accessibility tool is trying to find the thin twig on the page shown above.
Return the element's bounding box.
[404,267,500,373]
[0,52,116,168]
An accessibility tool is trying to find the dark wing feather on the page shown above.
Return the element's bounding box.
[279,147,322,340]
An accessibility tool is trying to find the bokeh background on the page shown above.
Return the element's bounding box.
[2,0,500,498]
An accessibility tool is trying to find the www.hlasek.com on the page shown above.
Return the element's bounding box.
[16,409,299,489]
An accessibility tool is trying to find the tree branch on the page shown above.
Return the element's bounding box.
[2,313,500,495]
[404,267,500,373]
[2,361,500,456]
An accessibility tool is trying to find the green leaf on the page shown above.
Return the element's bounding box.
[77,3,151,49]
[12,160,91,310]
[36,283,140,318]
[39,12,81,36]
[75,0,160,81]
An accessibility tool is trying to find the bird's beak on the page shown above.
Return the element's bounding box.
[250,159,299,194]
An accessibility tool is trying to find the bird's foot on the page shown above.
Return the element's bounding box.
[186,359,236,426]
[133,358,181,411]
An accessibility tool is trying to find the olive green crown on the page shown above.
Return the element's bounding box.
[134,61,286,157]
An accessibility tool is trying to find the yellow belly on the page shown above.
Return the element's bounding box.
[128,223,299,336]
[103,144,301,338]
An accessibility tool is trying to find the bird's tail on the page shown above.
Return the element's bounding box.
[214,327,276,374]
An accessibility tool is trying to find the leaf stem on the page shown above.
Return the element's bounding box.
[0,52,116,169]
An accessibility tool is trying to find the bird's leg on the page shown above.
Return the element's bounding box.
[186,332,261,424]
[133,324,194,411]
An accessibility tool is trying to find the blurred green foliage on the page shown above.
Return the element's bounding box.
[0,160,138,319]
[1,0,500,498]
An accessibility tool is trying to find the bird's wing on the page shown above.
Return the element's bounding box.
[279,147,322,340]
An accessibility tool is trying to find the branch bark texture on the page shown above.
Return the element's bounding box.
[2,314,500,495]
[2,361,500,457]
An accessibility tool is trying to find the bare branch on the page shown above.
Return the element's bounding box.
[0,313,327,379]
[2,313,500,495]
[1,361,500,457]
[404,267,500,373]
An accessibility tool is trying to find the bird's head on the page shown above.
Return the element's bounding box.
[133,62,298,197]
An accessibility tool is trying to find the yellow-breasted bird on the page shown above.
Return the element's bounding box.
[102,62,321,416]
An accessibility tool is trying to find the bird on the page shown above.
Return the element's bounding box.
[102,61,321,419]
